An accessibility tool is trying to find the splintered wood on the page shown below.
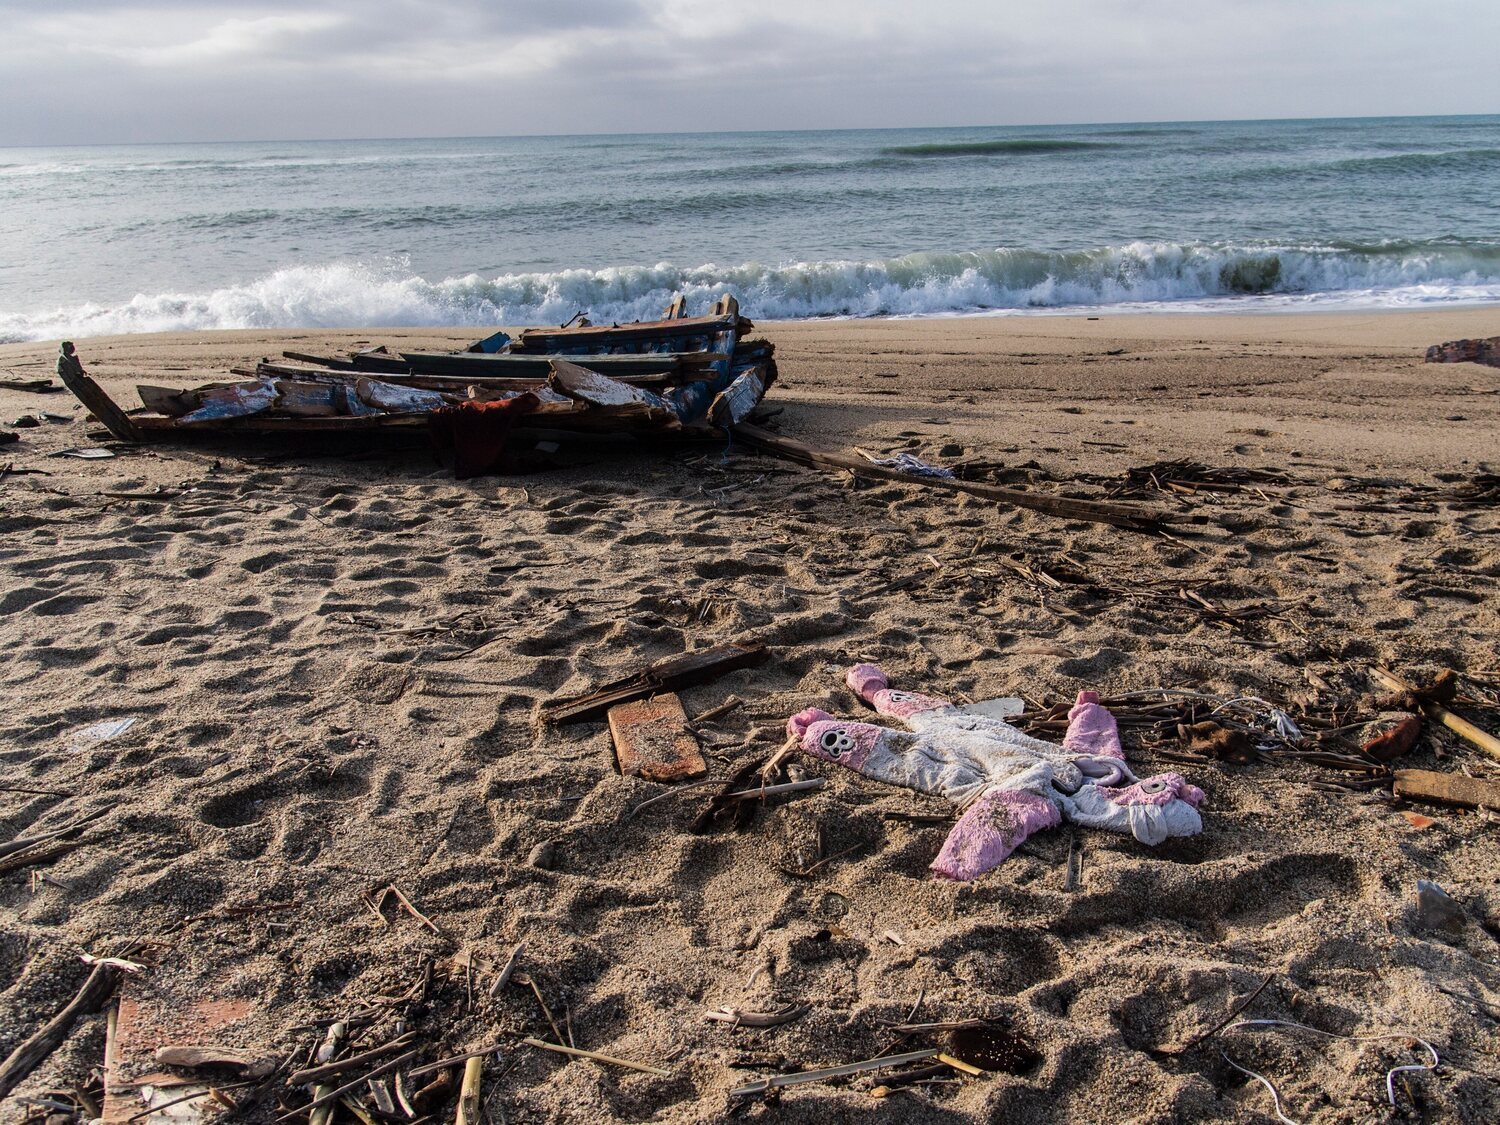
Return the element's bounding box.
[608,693,707,783]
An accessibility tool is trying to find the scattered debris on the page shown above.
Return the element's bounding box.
[0,377,61,393]
[1360,712,1422,761]
[1371,666,1500,762]
[730,1048,941,1099]
[0,958,125,1099]
[703,1004,808,1028]
[735,423,1171,531]
[542,641,767,725]
[154,1046,275,1078]
[519,1037,670,1077]
[608,693,707,783]
[1110,458,1289,498]
[50,447,116,459]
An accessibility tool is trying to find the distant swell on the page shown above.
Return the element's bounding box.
[882,139,1119,156]
[5,240,1500,342]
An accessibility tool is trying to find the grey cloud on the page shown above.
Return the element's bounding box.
[1,1,1498,145]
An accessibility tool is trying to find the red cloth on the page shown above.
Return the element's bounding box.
[432,394,541,479]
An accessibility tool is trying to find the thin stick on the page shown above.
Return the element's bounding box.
[1174,972,1275,1053]
[520,1037,670,1077]
[720,779,826,802]
[0,963,120,1098]
[383,885,442,935]
[703,1004,808,1028]
[272,1049,418,1122]
[488,941,524,997]
[0,784,75,797]
[288,1033,418,1085]
[730,1048,940,1098]
[693,696,743,724]
[626,779,711,819]
[522,975,566,1045]
[878,1019,992,1034]
[406,1046,503,1080]
[934,1052,983,1077]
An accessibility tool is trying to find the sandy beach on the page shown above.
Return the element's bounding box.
[2,308,1499,1122]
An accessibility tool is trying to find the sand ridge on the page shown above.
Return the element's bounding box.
[1,310,1498,1122]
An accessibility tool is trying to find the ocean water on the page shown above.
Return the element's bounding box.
[2,116,1499,342]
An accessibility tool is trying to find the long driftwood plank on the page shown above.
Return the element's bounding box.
[733,424,1170,531]
[542,642,768,725]
[516,313,749,352]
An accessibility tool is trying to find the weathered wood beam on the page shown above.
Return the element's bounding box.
[733,423,1171,531]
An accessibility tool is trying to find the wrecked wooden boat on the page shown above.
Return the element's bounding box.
[58,294,776,474]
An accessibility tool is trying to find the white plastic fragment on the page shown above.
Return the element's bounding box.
[66,717,138,752]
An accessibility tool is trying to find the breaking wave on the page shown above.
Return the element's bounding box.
[5,240,1500,342]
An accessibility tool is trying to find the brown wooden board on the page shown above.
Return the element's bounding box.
[542,641,768,724]
[608,693,707,782]
[1394,769,1500,812]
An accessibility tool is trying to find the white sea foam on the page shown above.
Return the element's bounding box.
[3,242,1500,342]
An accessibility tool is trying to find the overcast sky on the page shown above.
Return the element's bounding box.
[4,1,1498,146]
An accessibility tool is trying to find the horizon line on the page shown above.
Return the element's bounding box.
[3,110,1497,151]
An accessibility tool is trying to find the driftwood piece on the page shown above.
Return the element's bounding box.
[1426,337,1500,367]
[0,378,61,393]
[1371,667,1500,762]
[708,369,767,428]
[608,693,707,783]
[273,1049,418,1123]
[0,962,121,1098]
[542,642,768,725]
[154,1044,275,1077]
[55,343,142,443]
[733,423,1169,531]
[1394,769,1500,812]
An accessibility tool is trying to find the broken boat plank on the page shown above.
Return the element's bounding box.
[1394,769,1500,812]
[547,359,676,421]
[56,342,143,443]
[608,693,708,783]
[543,642,768,725]
[733,423,1171,531]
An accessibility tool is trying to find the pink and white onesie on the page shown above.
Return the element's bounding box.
[786,664,1204,880]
